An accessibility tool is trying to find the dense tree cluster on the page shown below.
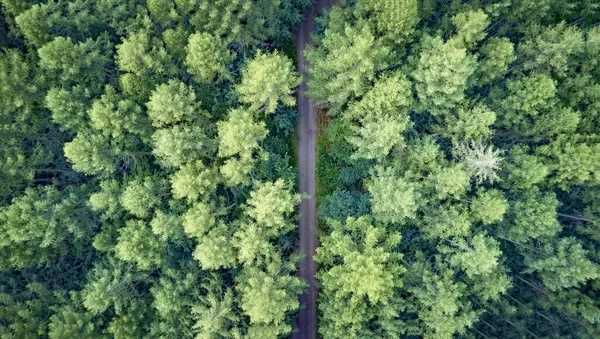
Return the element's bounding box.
[0,0,309,337]
[3,0,600,338]
[310,0,600,338]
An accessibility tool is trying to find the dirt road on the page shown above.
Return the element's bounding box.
[293,1,335,338]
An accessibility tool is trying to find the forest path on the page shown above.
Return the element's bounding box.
[293,0,335,338]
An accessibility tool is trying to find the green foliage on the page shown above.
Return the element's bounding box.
[409,264,479,338]
[413,35,477,115]
[186,32,233,83]
[476,37,516,85]
[153,124,212,168]
[171,161,218,202]
[448,9,490,49]
[318,190,370,223]
[115,220,164,269]
[119,175,167,218]
[38,36,110,91]
[508,188,562,242]
[345,73,413,160]
[524,237,600,291]
[316,217,405,337]
[367,167,419,224]
[0,1,307,337]
[235,51,299,114]
[146,80,204,127]
[470,189,508,225]
[244,179,300,230]
[357,0,419,40]
[308,3,600,337]
[0,186,93,269]
[236,258,305,334]
[305,22,390,110]
[116,31,170,75]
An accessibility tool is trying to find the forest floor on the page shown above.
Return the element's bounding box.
[293,0,335,338]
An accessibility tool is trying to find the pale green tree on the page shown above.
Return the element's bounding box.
[367,167,419,224]
[0,186,93,269]
[476,37,516,85]
[194,223,238,270]
[316,216,405,337]
[233,222,277,266]
[152,125,212,168]
[508,188,562,242]
[45,86,89,132]
[244,179,300,230]
[470,189,508,225]
[186,32,234,82]
[306,23,390,110]
[356,0,419,40]
[502,145,550,190]
[182,201,215,238]
[235,258,305,335]
[412,36,477,115]
[439,103,496,143]
[37,36,109,90]
[422,203,472,239]
[119,175,168,219]
[429,164,471,199]
[345,73,413,160]
[518,22,584,76]
[217,108,268,160]
[192,284,239,339]
[448,9,490,49]
[524,237,600,291]
[171,161,219,202]
[116,31,170,75]
[410,264,479,339]
[146,80,205,127]
[448,234,503,278]
[235,51,299,114]
[114,220,164,269]
[88,86,151,140]
[537,134,600,189]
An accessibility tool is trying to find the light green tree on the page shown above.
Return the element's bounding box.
[410,264,479,339]
[356,0,419,40]
[422,203,472,239]
[0,186,93,269]
[508,188,562,242]
[194,223,238,270]
[429,164,471,199]
[367,167,419,224]
[182,201,215,239]
[146,80,205,127]
[316,216,405,338]
[115,220,164,269]
[152,125,212,168]
[305,23,390,110]
[524,237,600,291]
[476,37,516,85]
[186,32,234,82]
[236,258,305,335]
[412,36,477,115]
[236,51,299,114]
[119,175,168,219]
[245,179,300,230]
[217,108,267,160]
[171,161,219,202]
[470,189,508,225]
[448,9,490,50]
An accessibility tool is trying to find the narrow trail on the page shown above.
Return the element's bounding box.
[293,1,334,338]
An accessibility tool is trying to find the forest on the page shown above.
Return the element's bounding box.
[0,0,600,338]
